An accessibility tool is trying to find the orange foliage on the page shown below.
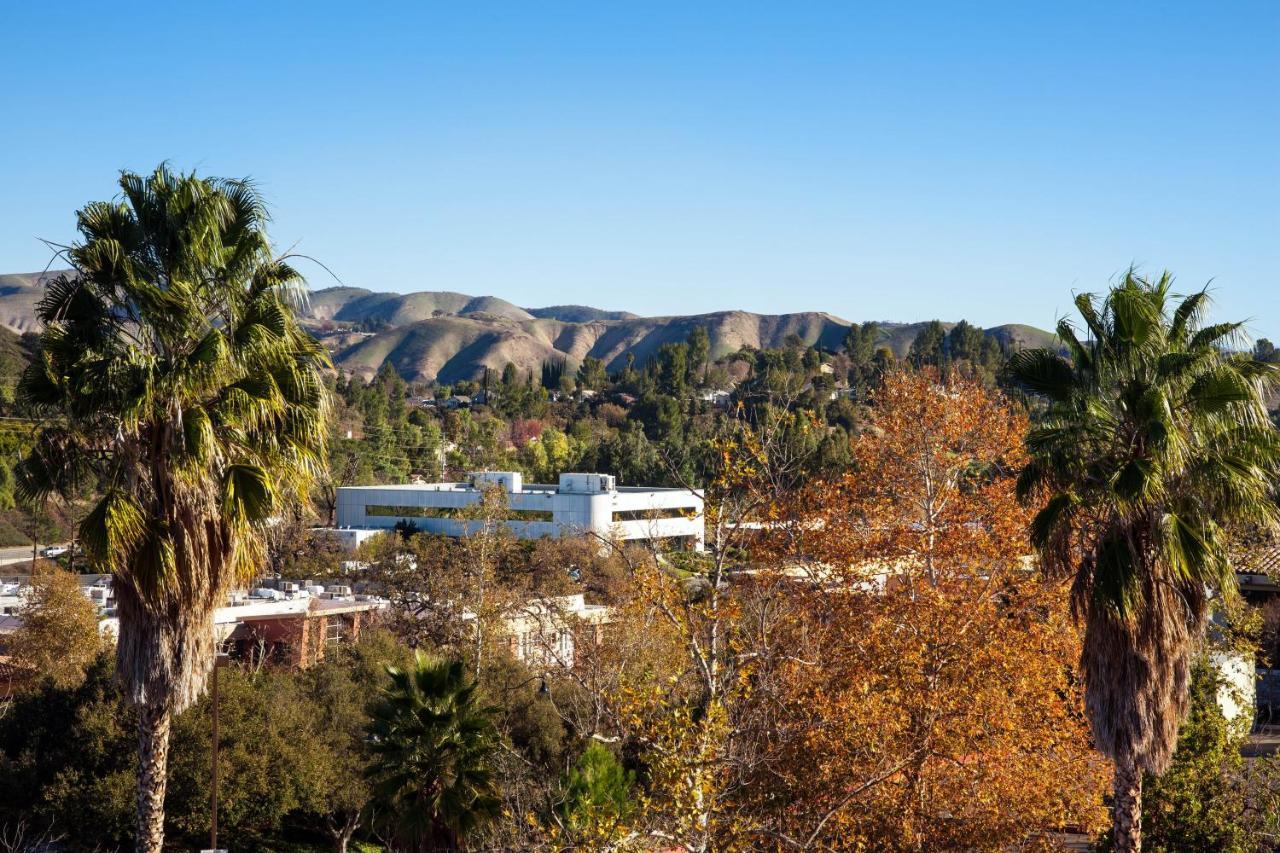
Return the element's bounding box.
[741,371,1110,849]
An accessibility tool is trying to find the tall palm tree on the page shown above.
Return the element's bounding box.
[1009,271,1280,852]
[16,165,328,851]
[365,652,501,851]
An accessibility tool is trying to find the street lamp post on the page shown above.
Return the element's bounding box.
[210,652,230,852]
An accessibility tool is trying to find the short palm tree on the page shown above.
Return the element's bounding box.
[365,652,501,851]
[1010,271,1280,852]
[16,165,328,851]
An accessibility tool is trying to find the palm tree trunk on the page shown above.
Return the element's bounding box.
[136,703,172,853]
[1112,756,1142,853]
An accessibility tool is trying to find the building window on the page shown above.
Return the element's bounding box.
[272,642,293,665]
[365,504,553,522]
[612,508,694,522]
[324,620,344,646]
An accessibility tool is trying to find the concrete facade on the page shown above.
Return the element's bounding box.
[331,471,704,549]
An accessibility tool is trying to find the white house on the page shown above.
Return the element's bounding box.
[498,594,611,669]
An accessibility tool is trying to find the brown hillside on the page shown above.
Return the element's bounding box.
[0,272,1059,384]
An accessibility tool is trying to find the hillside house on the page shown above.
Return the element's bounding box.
[494,594,611,669]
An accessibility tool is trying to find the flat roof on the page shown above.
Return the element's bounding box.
[337,482,696,495]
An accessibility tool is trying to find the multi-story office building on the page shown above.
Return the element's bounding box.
[329,471,703,550]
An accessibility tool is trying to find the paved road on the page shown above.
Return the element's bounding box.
[0,543,69,568]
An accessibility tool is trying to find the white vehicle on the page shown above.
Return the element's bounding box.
[41,546,69,558]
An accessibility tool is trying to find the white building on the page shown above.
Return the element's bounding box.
[697,389,733,407]
[491,594,610,669]
[329,471,704,550]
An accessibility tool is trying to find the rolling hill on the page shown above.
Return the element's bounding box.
[0,271,1058,384]
[329,310,857,383]
[0,271,57,333]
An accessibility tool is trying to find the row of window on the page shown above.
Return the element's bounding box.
[365,505,555,522]
[364,505,695,523]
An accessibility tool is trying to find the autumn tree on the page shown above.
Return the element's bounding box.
[748,370,1109,849]
[345,485,522,666]
[584,402,819,850]
[7,567,102,689]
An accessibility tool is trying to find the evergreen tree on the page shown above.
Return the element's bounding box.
[947,319,986,363]
[1135,658,1256,852]
[560,742,635,842]
[686,325,711,386]
[844,322,882,398]
[909,320,947,367]
[576,356,608,390]
[540,358,566,391]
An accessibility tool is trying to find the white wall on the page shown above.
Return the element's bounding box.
[333,476,704,549]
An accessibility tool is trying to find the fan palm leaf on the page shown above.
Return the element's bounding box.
[17,165,328,852]
[365,652,501,851]
[1009,271,1280,852]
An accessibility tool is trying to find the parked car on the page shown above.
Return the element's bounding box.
[41,546,69,558]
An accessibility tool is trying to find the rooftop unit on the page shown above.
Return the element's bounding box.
[469,471,523,493]
[558,472,616,494]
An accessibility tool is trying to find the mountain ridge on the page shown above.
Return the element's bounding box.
[0,271,1059,384]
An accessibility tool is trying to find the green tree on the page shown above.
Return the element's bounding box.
[839,318,880,399]
[559,742,635,843]
[14,166,329,852]
[365,652,502,851]
[657,342,690,396]
[843,321,880,365]
[1010,271,1280,852]
[1137,658,1254,852]
[576,356,608,391]
[0,643,407,850]
[164,667,321,842]
[686,325,711,386]
[909,319,946,367]
[541,358,566,391]
[947,319,985,363]
[295,631,414,852]
[0,651,139,846]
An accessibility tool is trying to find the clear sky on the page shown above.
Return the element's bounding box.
[2,2,1277,338]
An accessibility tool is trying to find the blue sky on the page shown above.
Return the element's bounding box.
[2,2,1277,337]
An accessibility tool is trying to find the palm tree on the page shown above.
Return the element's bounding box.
[365,652,501,851]
[16,165,328,851]
[1009,271,1280,852]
